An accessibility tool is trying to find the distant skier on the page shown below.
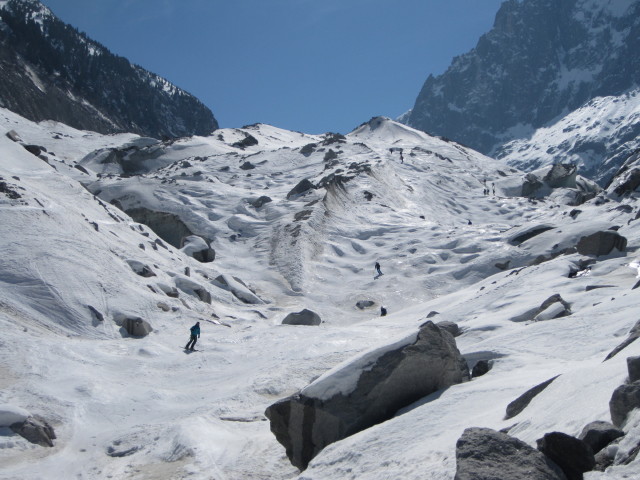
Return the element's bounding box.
[375,262,383,277]
[380,306,387,317]
[185,321,200,351]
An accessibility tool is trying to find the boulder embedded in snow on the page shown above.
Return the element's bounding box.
[576,231,627,257]
[250,196,272,208]
[286,179,315,199]
[180,235,215,263]
[265,321,469,469]
[471,360,492,378]
[578,421,624,455]
[355,300,375,310]
[505,375,560,419]
[175,276,212,304]
[609,381,640,427]
[627,356,640,383]
[116,316,153,337]
[454,427,566,480]
[536,432,595,480]
[543,163,577,188]
[213,275,262,304]
[281,308,322,326]
[10,414,56,448]
[5,130,22,142]
[126,259,156,277]
[534,294,571,321]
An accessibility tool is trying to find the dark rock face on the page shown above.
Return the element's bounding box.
[0,0,217,139]
[406,0,640,162]
[10,415,56,447]
[578,421,624,455]
[505,375,560,419]
[265,321,469,469]
[454,427,567,480]
[610,381,640,427]
[604,319,640,361]
[536,432,595,480]
[576,231,627,256]
[281,309,321,326]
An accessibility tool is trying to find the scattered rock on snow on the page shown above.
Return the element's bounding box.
[213,275,262,304]
[116,315,153,337]
[250,195,272,208]
[627,356,640,383]
[356,300,375,310]
[454,427,566,480]
[286,179,315,199]
[10,414,56,448]
[281,308,321,326]
[609,381,640,427]
[534,294,572,321]
[576,231,627,257]
[180,235,215,263]
[505,375,560,419]
[175,276,212,304]
[536,431,595,480]
[265,321,469,469]
[126,259,156,277]
[578,421,624,455]
[471,360,492,378]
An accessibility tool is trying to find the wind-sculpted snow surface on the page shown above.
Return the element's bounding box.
[2,110,640,478]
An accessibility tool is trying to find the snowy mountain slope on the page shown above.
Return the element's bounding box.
[404,0,640,186]
[1,112,640,479]
[0,0,218,138]
[497,89,640,186]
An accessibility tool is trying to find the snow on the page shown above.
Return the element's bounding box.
[0,405,30,427]
[1,110,640,479]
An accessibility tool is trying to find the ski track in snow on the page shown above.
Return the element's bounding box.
[0,112,640,479]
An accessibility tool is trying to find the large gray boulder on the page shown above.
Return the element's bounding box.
[454,427,567,480]
[576,231,627,257]
[628,356,640,383]
[10,415,56,447]
[609,381,640,427]
[286,179,315,199]
[281,309,322,326]
[120,316,152,337]
[578,421,624,454]
[536,432,595,480]
[265,321,469,469]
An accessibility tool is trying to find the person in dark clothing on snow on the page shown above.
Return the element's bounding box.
[380,306,387,316]
[185,322,200,351]
[375,262,382,276]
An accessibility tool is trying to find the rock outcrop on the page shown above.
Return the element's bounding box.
[265,321,469,469]
[10,414,56,448]
[180,236,215,263]
[454,427,566,480]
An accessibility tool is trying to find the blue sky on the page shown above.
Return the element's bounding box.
[40,0,504,134]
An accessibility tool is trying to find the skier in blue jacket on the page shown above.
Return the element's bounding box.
[185,322,200,351]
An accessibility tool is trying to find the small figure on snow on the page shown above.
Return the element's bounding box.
[375,261,383,277]
[185,321,200,351]
[380,306,387,317]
